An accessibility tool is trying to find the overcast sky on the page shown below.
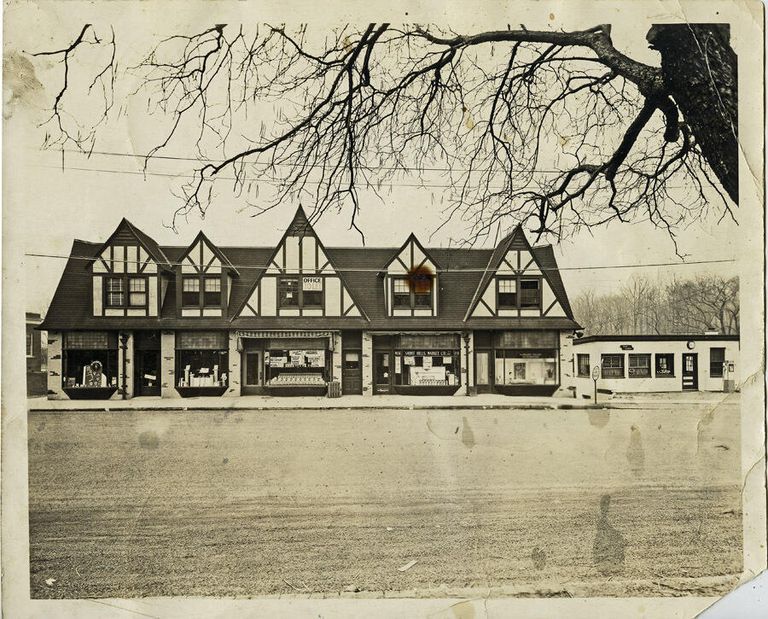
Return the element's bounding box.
[4,2,744,316]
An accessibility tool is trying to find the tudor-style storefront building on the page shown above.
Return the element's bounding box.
[40,206,581,400]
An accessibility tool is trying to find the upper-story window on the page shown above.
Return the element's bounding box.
[279,276,323,309]
[105,276,147,308]
[183,275,221,307]
[498,277,541,309]
[392,274,433,310]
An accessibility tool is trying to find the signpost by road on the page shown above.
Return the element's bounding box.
[591,365,600,404]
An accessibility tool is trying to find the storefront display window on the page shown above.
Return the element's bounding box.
[265,348,328,385]
[494,350,556,385]
[62,331,119,392]
[175,331,228,389]
[394,350,460,386]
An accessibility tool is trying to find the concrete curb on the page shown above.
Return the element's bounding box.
[27,402,677,413]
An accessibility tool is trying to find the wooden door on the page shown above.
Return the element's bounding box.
[342,350,362,395]
[682,353,698,390]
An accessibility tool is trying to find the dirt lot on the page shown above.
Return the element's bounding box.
[28,395,743,598]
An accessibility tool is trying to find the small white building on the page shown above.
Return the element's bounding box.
[572,335,739,397]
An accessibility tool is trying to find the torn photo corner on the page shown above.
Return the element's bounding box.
[2,0,766,617]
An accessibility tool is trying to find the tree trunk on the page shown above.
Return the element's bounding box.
[647,24,738,204]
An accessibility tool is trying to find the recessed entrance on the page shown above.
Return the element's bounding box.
[242,350,263,395]
[134,331,161,396]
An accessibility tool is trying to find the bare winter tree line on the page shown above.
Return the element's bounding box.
[572,274,739,336]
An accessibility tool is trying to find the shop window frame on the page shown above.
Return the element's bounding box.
[655,353,675,377]
[601,354,625,379]
[628,353,652,378]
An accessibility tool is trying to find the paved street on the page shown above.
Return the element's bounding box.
[28,395,742,598]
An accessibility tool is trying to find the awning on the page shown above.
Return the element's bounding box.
[236,330,336,339]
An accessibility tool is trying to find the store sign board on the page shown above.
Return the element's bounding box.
[401,350,456,357]
[302,276,322,291]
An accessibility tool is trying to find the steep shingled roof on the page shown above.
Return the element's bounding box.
[40,221,580,332]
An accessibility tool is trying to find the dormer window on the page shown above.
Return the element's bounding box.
[279,276,324,309]
[183,275,222,308]
[105,276,147,308]
[392,274,433,310]
[497,277,541,310]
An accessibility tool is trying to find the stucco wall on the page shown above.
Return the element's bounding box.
[361,331,373,397]
[554,331,576,397]
[46,331,66,400]
[572,339,740,396]
[160,330,181,398]
[225,332,241,397]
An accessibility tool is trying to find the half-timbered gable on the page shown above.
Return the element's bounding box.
[382,233,440,317]
[466,226,570,319]
[176,232,239,317]
[236,206,366,319]
[90,219,169,318]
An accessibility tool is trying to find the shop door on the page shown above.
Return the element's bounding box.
[474,351,492,393]
[373,351,392,394]
[135,350,161,396]
[342,350,362,395]
[242,351,262,394]
[682,353,698,390]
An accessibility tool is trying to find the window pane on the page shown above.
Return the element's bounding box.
[601,354,624,378]
[176,331,228,349]
[176,349,229,387]
[129,278,146,292]
[410,273,432,295]
[203,277,221,306]
[105,277,125,307]
[655,353,675,377]
[520,279,540,308]
[628,354,651,378]
[183,278,200,292]
[498,279,516,293]
[279,278,299,307]
[204,277,221,292]
[710,347,725,377]
[577,354,590,377]
[129,292,146,306]
[65,332,113,349]
[393,279,409,293]
[413,289,431,307]
[475,351,489,385]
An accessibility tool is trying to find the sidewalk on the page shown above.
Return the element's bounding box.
[27,391,735,412]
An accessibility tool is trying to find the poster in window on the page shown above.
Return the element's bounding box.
[302,276,322,291]
[394,356,402,374]
[513,362,526,381]
[423,356,432,369]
